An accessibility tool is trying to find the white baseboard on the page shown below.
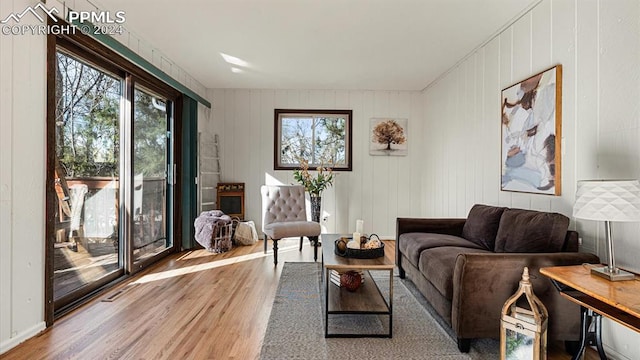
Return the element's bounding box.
[0,321,46,355]
[604,344,630,360]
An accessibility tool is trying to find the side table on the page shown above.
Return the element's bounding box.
[540,264,640,360]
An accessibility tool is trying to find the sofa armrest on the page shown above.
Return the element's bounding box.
[396,218,466,238]
[396,218,466,277]
[451,252,600,340]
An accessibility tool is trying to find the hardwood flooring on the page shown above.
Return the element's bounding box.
[3,239,597,359]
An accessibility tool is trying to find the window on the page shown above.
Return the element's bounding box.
[274,109,352,171]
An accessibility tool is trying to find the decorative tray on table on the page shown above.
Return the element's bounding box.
[334,234,384,259]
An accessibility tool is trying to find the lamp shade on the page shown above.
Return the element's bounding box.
[574,180,640,222]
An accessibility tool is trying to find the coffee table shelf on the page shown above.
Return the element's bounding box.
[327,271,389,313]
[321,234,394,338]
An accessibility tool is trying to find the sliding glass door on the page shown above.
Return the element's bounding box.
[132,86,173,266]
[50,45,178,313]
[53,51,124,306]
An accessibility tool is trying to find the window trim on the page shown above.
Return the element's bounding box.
[273,109,353,171]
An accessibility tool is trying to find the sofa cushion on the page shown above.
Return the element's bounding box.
[399,233,485,268]
[461,204,507,250]
[418,247,492,300]
[494,208,570,253]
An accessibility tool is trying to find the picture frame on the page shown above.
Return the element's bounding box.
[500,65,562,195]
[369,118,408,156]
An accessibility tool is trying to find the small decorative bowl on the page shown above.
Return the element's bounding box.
[340,270,362,291]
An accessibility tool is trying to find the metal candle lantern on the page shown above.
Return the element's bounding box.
[500,267,548,360]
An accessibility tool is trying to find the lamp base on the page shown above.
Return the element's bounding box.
[591,266,636,281]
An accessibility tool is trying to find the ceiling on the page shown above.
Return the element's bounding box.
[97,0,536,91]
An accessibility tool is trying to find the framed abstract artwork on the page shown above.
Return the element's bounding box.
[369,118,408,156]
[501,65,562,195]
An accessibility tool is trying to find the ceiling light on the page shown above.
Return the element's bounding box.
[221,53,249,67]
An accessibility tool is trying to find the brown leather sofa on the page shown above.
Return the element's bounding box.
[396,204,599,352]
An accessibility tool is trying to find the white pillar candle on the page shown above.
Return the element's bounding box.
[348,232,361,249]
[356,219,364,234]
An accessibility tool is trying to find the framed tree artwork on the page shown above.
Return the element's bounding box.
[369,118,408,156]
[501,65,562,195]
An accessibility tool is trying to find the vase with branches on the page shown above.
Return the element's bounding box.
[293,159,334,222]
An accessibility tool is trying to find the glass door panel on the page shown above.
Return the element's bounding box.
[132,87,172,264]
[53,51,123,304]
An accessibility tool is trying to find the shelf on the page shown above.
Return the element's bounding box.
[327,271,389,313]
[324,269,392,338]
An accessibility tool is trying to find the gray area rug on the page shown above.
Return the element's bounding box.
[260,262,499,360]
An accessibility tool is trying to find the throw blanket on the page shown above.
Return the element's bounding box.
[194,210,232,251]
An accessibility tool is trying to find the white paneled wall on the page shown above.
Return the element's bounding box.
[210,89,423,238]
[0,0,47,353]
[422,0,640,358]
[197,102,214,137]
[591,0,640,274]
[423,0,577,220]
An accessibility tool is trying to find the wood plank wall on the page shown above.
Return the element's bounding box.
[422,1,640,359]
[208,89,424,238]
[0,0,48,351]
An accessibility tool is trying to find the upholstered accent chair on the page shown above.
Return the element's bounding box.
[260,185,321,265]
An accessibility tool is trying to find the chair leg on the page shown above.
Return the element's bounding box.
[263,233,268,253]
[310,236,319,262]
[299,236,303,251]
[273,238,279,265]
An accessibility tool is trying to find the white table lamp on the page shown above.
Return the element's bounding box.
[574,180,640,281]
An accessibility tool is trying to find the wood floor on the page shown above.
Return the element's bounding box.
[3,239,597,359]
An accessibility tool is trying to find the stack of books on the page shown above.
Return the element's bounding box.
[329,270,365,287]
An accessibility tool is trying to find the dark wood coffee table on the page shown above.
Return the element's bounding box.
[321,234,394,338]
